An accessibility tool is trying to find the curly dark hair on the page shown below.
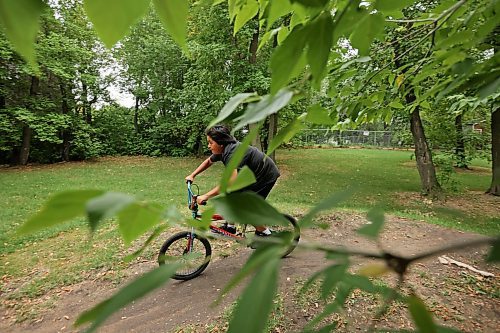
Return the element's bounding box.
[205,124,236,146]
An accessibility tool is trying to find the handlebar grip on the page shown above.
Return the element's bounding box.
[200,200,207,206]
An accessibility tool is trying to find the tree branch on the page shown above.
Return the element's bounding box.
[357,0,467,93]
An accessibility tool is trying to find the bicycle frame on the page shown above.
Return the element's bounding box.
[186,181,244,240]
[158,182,299,280]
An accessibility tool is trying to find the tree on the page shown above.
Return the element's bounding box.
[0,0,110,164]
[488,107,500,195]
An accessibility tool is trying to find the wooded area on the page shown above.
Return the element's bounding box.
[0,0,498,195]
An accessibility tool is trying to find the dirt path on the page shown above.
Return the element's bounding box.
[1,213,498,332]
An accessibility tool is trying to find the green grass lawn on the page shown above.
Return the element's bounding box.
[273,148,497,234]
[0,149,497,309]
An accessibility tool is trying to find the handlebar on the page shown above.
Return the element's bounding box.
[187,182,206,213]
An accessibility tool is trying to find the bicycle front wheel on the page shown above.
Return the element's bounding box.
[158,231,211,280]
[280,214,300,258]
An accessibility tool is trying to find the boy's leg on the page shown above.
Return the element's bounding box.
[253,181,276,234]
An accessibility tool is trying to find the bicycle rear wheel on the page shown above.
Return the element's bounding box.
[251,214,300,257]
[280,214,300,257]
[158,231,211,280]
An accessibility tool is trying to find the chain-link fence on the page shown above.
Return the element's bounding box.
[296,129,396,148]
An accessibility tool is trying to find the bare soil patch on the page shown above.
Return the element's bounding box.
[395,191,500,220]
[400,161,491,176]
[1,213,498,333]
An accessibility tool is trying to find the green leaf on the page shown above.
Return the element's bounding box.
[290,0,329,7]
[357,208,385,239]
[306,104,335,124]
[357,263,390,277]
[75,263,181,332]
[303,322,338,333]
[153,0,189,53]
[420,100,431,109]
[307,13,334,83]
[233,0,259,35]
[124,225,168,262]
[435,326,466,333]
[258,27,280,50]
[86,192,135,232]
[267,117,305,156]
[219,124,260,193]
[436,30,473,49]
[228,0,239,22]
[227,256,280,333]
[486,238,500,262]
[0,0,47,70]
[346,273,377,293]
[321,263,348,299]
[18,190,104,235]
[332,1,366,41]
[408,295,437,333]
[306,283,351,329]
[218,245,282,303]
[442,51,466,67]
[235,88,294,131]
[227,166,257,192]
[300,269,326,294]
[267,0,293,30]
[200,207,215,230]
[270,25,308,94]
[478,76,500,99]
[212,192,289,227]
[389,101,405,109]
[117,202,163,244]
[83,0,150,48]
[209,93,257,128]
[356,56,371,63]
[277,25,289,44]
[375,0,414,13]
[299,190,353,228]
[350,13,385,56]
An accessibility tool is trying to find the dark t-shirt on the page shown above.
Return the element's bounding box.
[210,142,280,191]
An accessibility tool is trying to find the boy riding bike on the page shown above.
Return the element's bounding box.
[185,124,279,236]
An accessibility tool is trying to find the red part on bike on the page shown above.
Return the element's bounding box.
[212,214,224,220]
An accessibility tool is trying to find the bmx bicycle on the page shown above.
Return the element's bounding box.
[158,181,300,280]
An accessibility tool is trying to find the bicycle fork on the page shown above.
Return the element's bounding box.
[183,229,195,254]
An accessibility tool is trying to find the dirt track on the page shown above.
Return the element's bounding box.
[1,213,498,332]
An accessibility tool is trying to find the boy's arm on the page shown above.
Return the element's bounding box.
[197,169,238,204]
[185,157,213,182]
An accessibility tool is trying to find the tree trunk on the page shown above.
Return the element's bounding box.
[267,113,278,161]
[249,28,259,64]
[454,112,468,168]
[247,24,264,151]
[249,123,263,150]
[82,83,92,124]
[134,96,139,133]
[409,103,442,197]
[60,82,70,162]
[393,31,441,197]
[196,137,204,158]
[486,109,500,196]
[19,126,32,165]
[19,76,39,165]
